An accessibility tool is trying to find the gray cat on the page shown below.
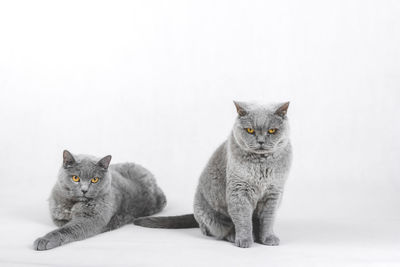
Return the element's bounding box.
[33,150,166,250]
[134,101,292,248]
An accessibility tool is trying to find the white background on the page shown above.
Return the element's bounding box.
[0,0,399,266]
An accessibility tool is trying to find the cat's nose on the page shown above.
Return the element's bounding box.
[256,136,265,145]
[81,189,88,194]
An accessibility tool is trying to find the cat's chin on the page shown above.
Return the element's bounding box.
[74,196,94,201]
[252,149,272,155]
[239,143,273,155]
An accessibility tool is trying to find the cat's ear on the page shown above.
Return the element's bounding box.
[97,155,112,170]
[63,150,76,168]
[275,102,290,117]
[233,101,249,117]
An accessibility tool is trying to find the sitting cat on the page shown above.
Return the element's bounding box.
[134,101,292,248]
[33,150,166,250]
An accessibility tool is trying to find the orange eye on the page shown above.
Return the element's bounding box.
[91,177,99,183]
[246,128,255,134]
[268,128,277,134]
[72,175,80,182]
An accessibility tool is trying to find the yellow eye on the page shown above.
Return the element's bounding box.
[72,175,80,182]
[91,177,99,183]
[268,128,277,134]
[246,128,255,134]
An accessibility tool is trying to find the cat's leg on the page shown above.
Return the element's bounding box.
[34,217,106,250]
[49,198,72,227]
[225,177,258,248]
[52,218,69,227]
[197,220,212,236]
[255,191,282,246]
[34,202,112,250]
[195,208,233,240]
[105,214,125,231]
[226,193,254,248]
[194,191,233,240]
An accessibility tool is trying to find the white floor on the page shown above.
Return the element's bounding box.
[1,0,399,266]
[1,196,399,267]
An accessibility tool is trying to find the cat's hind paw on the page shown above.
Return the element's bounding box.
[224,231,235,243]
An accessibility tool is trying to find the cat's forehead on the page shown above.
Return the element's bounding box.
[245,103,279,116]
[65,155,102,173]
[65,161,94,173]
[238,102,285,125]
[241,112,280,127]
[76,159,97,168]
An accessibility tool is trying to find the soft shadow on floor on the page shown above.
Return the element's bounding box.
[277,218,400,246]
[129,217,400,248]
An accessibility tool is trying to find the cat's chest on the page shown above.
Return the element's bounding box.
[243,163,275,188]
[50,198,75,221]
[227,156,283,191]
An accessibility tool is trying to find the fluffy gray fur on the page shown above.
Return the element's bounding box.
[134,101,292,248]
[33,150,166,250]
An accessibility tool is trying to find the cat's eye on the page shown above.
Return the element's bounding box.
[268,128,277,134]
[246,128,255,134]
[91,177,99,183]
[72,175,80,182]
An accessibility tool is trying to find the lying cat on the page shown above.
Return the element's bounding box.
[33,150,166,250]
[135,101,292,248]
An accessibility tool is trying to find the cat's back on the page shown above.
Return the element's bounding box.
[196,141,229,211]
[109,162,166,217]
[199,141,228,184]
[110,162,156,189]
[109,162,165,200]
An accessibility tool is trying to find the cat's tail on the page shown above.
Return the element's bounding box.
[133,214,199,229]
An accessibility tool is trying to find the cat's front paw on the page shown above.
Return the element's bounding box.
[33,235,62,251]
[235,237,254,248]
[261,234,280,246]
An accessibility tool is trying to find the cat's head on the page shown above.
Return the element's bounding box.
[232,101,290,154]
[57,150,112,199]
